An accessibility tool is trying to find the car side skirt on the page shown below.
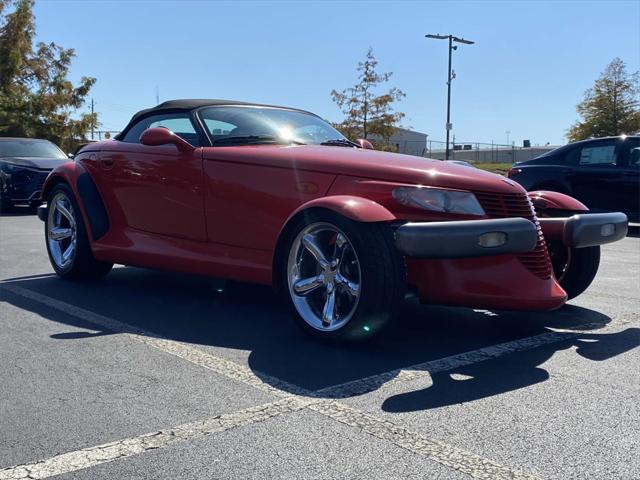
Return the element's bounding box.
[91,227,273,285]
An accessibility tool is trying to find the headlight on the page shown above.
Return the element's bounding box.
[392,187,485,216]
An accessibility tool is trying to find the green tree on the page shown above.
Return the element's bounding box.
[568,58,640,141]
[0,0,97,151]
[331,48,405,149]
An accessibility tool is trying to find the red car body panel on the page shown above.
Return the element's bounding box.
[285,195,397,224]
[528,190,589,213]
[43,140,586,311]
[202,152,336,250]
[406,256,567,311]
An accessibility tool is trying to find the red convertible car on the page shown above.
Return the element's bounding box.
[38,100,628,341]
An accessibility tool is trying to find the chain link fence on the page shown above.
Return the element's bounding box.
[395,139,558,164]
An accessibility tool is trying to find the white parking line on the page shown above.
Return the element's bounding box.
[2,282,611,480]
[310,401,541,480]
[0,283,312,398]
[0,397,312,480]
[317,328,599,398]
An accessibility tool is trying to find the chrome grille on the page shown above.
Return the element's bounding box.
[474,191,552,279]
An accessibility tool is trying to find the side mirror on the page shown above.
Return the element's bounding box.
[67,153,74,159]
[357,138,374,150]
[140,127,194,152]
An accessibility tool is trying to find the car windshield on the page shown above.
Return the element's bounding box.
[199,106,348,146]
[0,139,67,159]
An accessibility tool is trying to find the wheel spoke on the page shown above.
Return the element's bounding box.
[333,233,349,267]
[49,227,73,241]
[336,273,360,297]
[293,275,324,296]
[56,199,75,227]
[62,241,75,262]
[322,289,336,327]
[302,233,330,270]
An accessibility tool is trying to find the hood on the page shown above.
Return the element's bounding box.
[0,156,71,170]
[203,145,525,194]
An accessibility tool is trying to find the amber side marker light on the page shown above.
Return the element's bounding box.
[507,168,521,178]
[478,231,507,248]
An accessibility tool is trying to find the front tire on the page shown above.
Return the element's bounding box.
[548,241,600,300]
[282,211,405,342]
[45,183,113,280]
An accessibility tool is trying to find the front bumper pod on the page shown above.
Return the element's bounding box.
[539,212,628,248]
[37,203,48,222]
[395,217,538,259]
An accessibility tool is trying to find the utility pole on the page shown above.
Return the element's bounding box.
[506,130,511,146]
[156,86,160,105]
[90,98,95,140]
[425,34,475,160]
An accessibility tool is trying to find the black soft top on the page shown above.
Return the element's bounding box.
[116,99,316,140]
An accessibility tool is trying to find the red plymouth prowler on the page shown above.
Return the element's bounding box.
[38,100,628,342]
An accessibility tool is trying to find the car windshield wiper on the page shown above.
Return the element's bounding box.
[213,135,305,146]
[320,138,360,148]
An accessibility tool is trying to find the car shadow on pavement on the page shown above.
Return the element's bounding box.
[1,266,636,408]
[381,327,638,413]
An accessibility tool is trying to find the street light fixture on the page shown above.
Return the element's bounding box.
[425,34,475,160]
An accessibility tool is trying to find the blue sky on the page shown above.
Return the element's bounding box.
[34,0,640,146]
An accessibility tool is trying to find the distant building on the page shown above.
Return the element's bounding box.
[369,127,428,156]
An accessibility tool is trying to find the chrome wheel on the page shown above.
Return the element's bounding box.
[287,222,361,332]
[47,192,77,271]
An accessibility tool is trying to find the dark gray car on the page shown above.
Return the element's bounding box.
[0,138,70,212]
[508,135,640,222]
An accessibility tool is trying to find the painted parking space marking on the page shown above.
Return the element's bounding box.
[0,397,312,480]
[1,283,618,402]
[317,326,606,398]
[0,283,312,398]
[309,401,541,480]
[0,396,540,480]
[2,282,621,480]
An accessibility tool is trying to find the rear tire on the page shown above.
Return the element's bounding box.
[548,241,600,300]
[45,183,113,280]
[281,210,405,343]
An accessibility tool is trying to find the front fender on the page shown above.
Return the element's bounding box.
[530,190,590,242]
[286,195,396,224]
[272,196,396,290]
[40,160,110,241]
[41,161,83,202]
[528,190,588,215]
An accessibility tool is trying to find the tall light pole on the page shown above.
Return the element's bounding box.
[425,34,475,160]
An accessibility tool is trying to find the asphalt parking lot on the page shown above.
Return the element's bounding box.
[1,212,638,480]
